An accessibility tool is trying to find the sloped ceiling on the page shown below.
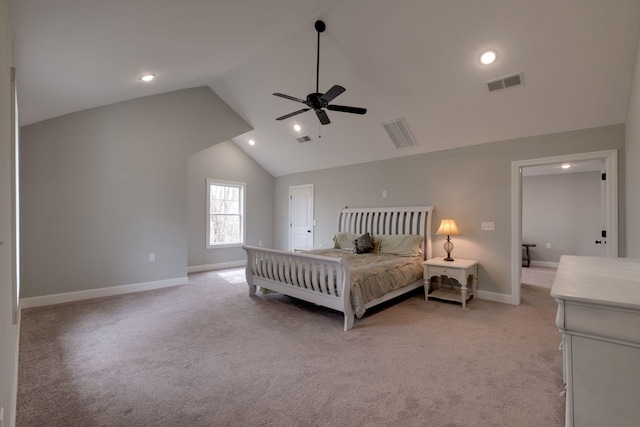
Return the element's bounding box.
[11,0,640,177]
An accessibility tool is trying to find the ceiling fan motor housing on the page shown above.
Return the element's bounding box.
[306,93,327,110]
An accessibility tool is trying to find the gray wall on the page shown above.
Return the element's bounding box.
[20,87,252,298]
[626,27,640,258]
[0,0,18,424]
[523,171,602,263]
[275,124,625,296]
[187,140,274,268]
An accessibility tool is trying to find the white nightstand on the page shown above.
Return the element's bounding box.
[423,257,478,309]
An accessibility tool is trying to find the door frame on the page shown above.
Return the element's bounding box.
[510,149,618,305]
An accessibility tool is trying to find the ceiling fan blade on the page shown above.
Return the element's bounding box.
[273,93,306,104]
[327,104,367,115]
[276,108,310,121]
[316,109,331,125]
[319,85,345,103]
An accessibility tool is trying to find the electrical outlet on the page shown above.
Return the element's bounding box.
[382,190,387,198]
[546,243,551,249]
[258,241,263,247]
[481,222,495,231]
[148,253,156,262]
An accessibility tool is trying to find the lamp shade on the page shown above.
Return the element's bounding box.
[436,218,461,236]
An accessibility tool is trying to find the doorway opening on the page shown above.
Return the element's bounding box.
[510,149,618,305]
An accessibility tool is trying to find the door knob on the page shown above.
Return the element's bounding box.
[595,240,602,244]
[307,230,311,233]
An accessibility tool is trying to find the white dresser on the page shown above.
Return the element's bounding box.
[551,256,640,427]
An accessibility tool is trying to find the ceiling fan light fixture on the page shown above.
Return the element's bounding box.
[248,139,256,146]
[139,73,155,82]
[479,50,497,65]
[293,124,302,132]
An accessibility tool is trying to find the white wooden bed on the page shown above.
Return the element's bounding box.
[243,206,433,331]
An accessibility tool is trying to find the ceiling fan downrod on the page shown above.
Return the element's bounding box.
[315,20,325,94]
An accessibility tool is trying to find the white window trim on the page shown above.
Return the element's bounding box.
[206,178,246,249]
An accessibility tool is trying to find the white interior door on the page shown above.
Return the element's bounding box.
[289,184,314,251]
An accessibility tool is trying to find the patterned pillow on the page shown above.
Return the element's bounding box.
[353,232,375,254]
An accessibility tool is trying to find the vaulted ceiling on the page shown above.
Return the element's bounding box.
[11,0,640,176]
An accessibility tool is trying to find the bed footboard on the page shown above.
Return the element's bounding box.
[243,246,354,331]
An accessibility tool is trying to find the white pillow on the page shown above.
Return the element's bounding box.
[332,232,360,249]
[377,234,423,257]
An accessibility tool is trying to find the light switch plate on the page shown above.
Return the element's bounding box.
[481,222,495,231]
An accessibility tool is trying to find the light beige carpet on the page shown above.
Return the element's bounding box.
[521,266,557,289]
[17,268,564,426]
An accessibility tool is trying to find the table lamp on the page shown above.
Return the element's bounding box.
[436,218,461,261]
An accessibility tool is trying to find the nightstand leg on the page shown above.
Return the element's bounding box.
[461,284,468,309]
[472,273,478,301]
[424,277,430,301]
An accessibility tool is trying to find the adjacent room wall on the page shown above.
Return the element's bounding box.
[522,171,602,263]
[274,124,625,297]
[626,27,640,258]
[0,0,18,425]
[187,140,275,270]
[20,87,252,299]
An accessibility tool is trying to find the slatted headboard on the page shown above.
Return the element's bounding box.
[337,206,434,260]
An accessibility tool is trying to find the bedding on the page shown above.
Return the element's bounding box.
[301,248,423,317]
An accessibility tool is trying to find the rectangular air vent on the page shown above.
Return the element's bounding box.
[296,136,312,143]
[487,72,524,92]
[382,118,417,149]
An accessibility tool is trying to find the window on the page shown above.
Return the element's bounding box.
[207,179,245,248]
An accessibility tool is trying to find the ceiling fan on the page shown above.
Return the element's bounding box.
[273,20,367,125]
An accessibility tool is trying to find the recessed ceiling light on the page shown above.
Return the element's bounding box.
[139,74,155,82]
[479,50,497,65]
[293,124,302,132]
[248,139,256,146]
[561,164,571,169]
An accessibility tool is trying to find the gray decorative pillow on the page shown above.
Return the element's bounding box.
[354,232,375,254]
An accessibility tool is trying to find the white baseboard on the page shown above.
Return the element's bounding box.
[10,309,20,427]
[20,276,188,309]
[476,289,515,305]
[530,260,559,268]
[187,260,246,273]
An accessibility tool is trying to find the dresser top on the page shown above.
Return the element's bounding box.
[551,256,640,309]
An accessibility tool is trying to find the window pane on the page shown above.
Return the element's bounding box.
[210,185,240,214]
[209,215,240,244]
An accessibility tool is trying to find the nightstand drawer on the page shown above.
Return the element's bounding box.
[428,266,455,276]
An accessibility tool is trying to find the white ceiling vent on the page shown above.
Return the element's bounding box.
[382,118,417,149]
[296,135,312,143]
[487,72,524,92]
